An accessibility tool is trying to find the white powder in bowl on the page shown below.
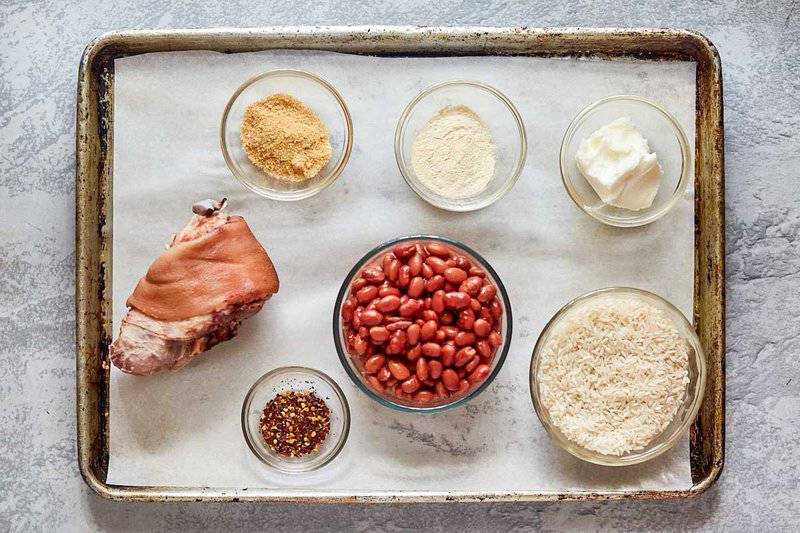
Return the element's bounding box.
[410,105,496,199]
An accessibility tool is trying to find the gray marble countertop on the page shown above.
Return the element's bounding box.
[2,1,798,531]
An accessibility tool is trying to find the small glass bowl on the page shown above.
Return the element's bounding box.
[395,81,527,212]
[560,95,691,227]
[241,366,350,473]
[530,287,706,466]
[221,69,353,201]
[333,235,513,412]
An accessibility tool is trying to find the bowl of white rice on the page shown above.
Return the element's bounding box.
[530,287,706,466]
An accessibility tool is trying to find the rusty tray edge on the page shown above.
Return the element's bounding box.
[76,26,725,503]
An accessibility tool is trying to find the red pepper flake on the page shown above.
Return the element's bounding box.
[260,390,331,457]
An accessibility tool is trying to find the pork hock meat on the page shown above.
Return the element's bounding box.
[110,199,279,376]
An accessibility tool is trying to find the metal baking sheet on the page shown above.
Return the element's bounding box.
[75,26,725,502]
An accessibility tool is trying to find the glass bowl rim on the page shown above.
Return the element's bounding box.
[529,286,707,466]
[333,234,513,413]
[241,365,351,472]
[220,68,354,202]
[394,80,528,212]
[559,94,692,227]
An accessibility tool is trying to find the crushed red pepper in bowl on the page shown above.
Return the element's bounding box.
[242,366,350,473]
[260,390,331,457]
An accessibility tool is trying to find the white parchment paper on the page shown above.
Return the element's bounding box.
[109,50,696,491]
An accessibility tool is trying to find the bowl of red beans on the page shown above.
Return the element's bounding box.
[333,236,512,412]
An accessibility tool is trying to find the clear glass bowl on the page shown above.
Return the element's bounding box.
[241,366,350,473]
[530,287,706,466]
[333,235,513,412]
[395,81,527,212]
[560,95,691,227]
[221,69,353,201]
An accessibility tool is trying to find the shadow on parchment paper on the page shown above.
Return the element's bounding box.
[113,317,270,453]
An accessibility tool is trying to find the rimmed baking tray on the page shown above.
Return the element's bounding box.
[76,26,724,502]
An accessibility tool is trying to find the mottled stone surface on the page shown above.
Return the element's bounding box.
[1,0,798,531]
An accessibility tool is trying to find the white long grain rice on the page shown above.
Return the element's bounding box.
[537,296,690,456]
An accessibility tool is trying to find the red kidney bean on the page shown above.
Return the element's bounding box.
[379,285,401,297]
[377,366,392,381]
[399,300,421,318]
[362,266,385,283]
[388,330,407,352]
[477,284,497,303]
[369,326,389,343]
[454,255,472,270]
[364,355,385,373]
[342,298,355,322]
[397,265,411,287]
[444,292,471,310]
[422,309,438,322]
[435,329,446,343]
[408,254,423,276]
[421,342,441,358]
[425,274,445,293]
[476,339,492,358]
[468,364,491,384]
[473,318,491,337]
[435,381,449,399]
[455,331,476,346]
[444,267,468,284]
[425,256,448,274]
[361,310,383,326]
[393,243,416,258]
[442,369,459,391]
[385,259,400,282]
[420,320,437,341]
[455,346,476,367]
[441,326,458,339]
[414,390,434,402]
[445,258,456,268]
[440,311,454,325]
[415,243,429,258]
[421,263,434,278]
[376,294,401,312]
[407,323,421,345]
[479,307,494,324]
[444,282,459,292]
[367,375,383,391]
[428,359,443,379]
[423,296,431,310]
[387,360,410,380]
[457,309,475,330]
[353,336,367,355]
[416,358,429,381]
[408,276,425,298]
[459,276,483,297]
[431,290,446,312]
[426,242,451,257]
[352,278,368,291]
[468,267,485,277]
[406,343,421,361]
[385,320,410,332]
[469,298,482,312]
[488,331,502,348]
[382,252,396,270]
[458,379,470,393]
[394,384,410,399]
[401,376,421,394]
[490,299,503,319]
[465,355,480,373]
[441,344,456,367]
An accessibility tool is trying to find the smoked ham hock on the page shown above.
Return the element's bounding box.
[110,199,279,375]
